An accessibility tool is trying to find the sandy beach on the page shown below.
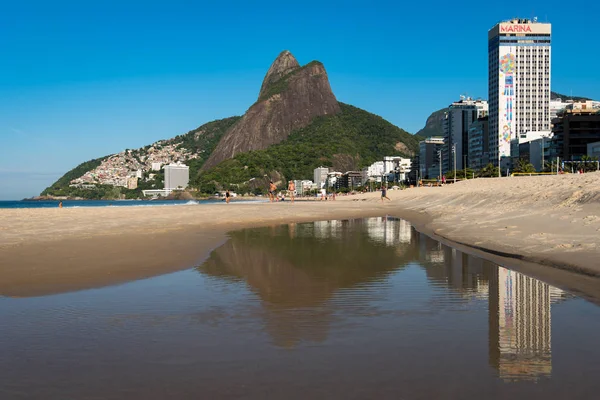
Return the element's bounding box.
[1,172,599,299]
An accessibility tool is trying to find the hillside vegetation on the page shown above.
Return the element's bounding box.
[41,157,108,196]
[194,103,419,191]
[168,116,241,178]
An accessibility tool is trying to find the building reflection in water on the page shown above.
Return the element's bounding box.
[489,266,565,382]
[198,217,568,382]
[197,217,419,348]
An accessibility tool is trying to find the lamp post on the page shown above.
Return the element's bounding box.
[452,144,456,184]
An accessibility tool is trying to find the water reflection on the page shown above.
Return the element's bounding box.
[489,266,566,382]
[198,217,418,348]
[199,217,567,382]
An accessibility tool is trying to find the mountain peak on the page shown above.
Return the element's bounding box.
[258,50,301,100]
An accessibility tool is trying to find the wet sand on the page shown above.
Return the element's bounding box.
[1,172,599,298]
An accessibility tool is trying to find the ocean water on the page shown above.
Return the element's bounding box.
[1,217,600,399]
[0,199,258,209]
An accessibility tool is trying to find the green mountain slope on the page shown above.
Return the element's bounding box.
[41,156,109,196]
[168,116,241,177]
[195,103,419,191]
[415,108,446,138]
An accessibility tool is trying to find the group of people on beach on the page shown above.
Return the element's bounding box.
[268,180,295,203]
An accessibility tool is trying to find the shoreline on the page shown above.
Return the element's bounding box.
[1,172,599,300]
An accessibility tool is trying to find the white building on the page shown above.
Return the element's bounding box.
[551,98,600,121]
[151,162,162,171]
[384,156,412,181]
[326,171,342,188]
[489,18,552,168]
[293,180,314,195]
[164,163,189,190]
[443,97,488,172]
[362,161,385,183]
[510,131,552,171]
[313,166,329,189]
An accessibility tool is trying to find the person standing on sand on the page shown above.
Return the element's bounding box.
[58,201,63,208]
[268,181,277,202]
[381,185,391,202]
[225,189,231,204]
[442,175,446,186]
[288,180,295,203]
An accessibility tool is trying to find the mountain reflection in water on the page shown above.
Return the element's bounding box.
[198,217,568,382]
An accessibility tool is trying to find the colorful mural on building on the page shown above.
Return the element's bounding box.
[498,49,515,158]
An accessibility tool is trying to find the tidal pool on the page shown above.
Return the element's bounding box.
[1,217,600,399]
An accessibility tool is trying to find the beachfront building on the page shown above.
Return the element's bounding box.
[510,130,552,169]
[164,163,189,190]
[488,18,552,169]
[518,134,552,171]
[384,156,412,182]
[419,137,444,179]
[467,117,490,170]
[326,172,343,190]
[313,166,329,189]
[362,161,385,183]
[408,156,419,185]
[442,97,488,173]
[549,101,600,161]
[588,141,600,158]
[339,171,363,190]
[293,180,314,195]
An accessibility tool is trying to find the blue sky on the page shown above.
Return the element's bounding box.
[1,0,598,200]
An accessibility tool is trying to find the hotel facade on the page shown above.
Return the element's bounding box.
[488,19,552,168]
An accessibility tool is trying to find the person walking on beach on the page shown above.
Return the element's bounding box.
[288,180,295,204]
[268,181,277,202]
[225,189,231,204]
[442,175,446,186]
[381,184,391,202]
[58,201,63,208]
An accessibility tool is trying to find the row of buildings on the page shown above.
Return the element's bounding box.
[416,18,600,179]
[300,157,412,194]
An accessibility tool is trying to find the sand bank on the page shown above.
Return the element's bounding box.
[1,172,599,298]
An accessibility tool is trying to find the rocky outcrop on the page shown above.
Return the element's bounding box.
[415,108,447,138]
[202,51,341,170]
[258,50,300,100]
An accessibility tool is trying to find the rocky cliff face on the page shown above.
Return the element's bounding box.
[258,50,300,100]
[415,108,447,138]
[202,51,340,170]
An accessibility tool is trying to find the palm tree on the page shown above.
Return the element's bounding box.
[513,158,537,174]
[478,163,499,178]
[580,155,599,173]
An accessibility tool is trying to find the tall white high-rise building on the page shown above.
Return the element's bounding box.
[313,166,329,189]
[164,163,189,190]
[488,18,551,168]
